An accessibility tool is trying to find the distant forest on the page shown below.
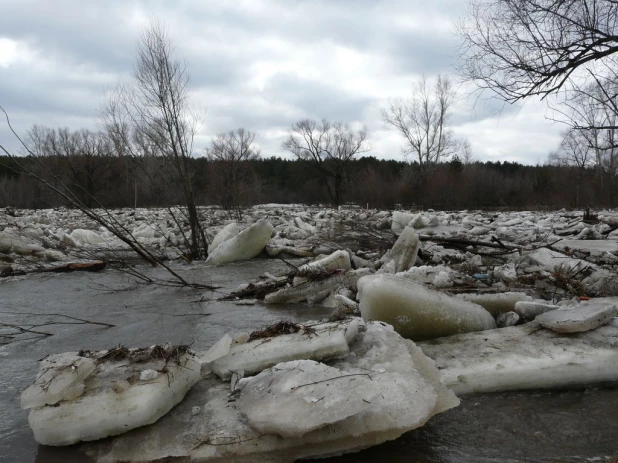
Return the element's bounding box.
[1,153,615,211]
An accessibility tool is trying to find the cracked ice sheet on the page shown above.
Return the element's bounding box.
[79,322,459,463]
[419,321,618,395]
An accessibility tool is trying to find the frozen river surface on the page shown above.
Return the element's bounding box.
[1,259,617,463]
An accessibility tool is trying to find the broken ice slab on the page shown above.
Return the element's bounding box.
[21,353,96,409]
[553,239,618,255]
[514,301,561,321]
[391,211,415,233]
[299,249,351,272]
[358,274,496,341]
[264,268,372,304]
[535,299,618,333]
[419,321,618,395]
[457,292,532,316]
[265,242,313,257]
[207,222,241,253]
[206,219,274,265]
[496,311,519,328]
[195,334,232,366]
[78,322,459,463]
[379,226,420,273]
[208,318,362,380]
[522,247,596,274]
[238,359,379,438]
[25,346,201,446]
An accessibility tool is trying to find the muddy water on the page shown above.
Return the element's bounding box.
[1,259,617,463]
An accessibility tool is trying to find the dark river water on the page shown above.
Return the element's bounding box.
[1,259,617,463]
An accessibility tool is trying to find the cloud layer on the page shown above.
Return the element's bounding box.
[0,0,563,163]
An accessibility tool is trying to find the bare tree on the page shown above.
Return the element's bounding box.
[549,129,594,207]
[206,128,261,214]
[282,119,370,207]
[382,75,456,179]
[461,139,475,165]
[103,22,207,260]
[458,0,618,113]
[25,126,116,208]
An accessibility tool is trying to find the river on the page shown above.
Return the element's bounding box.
[1,259,616,462]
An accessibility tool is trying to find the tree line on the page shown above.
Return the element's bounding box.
[1,150,614,211]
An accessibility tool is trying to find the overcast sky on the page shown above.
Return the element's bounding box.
[0,0,565,164]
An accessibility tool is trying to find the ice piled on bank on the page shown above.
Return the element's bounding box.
[206,219,274,265]
[420,321,618,394]
[24,346,201,446]
[535,299,618,333]
[358,274,496,340]
[79,322,459,463]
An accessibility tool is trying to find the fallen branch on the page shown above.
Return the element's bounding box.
[290,373,373,391]
[419,235,519,250]
[0,323,53,336]
[36,261,107,273]
[0,311,116,327]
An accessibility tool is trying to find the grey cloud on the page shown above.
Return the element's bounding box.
[0,0,558,163]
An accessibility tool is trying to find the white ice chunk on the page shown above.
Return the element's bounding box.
[496,311,519,328]
[239,359,378,438]
[294,217,317,234]
[457,292,532,316]
[391,211,414,233]
[300,250,351,272]
[523,247,595,273]
[196,334,232,365]
[131,223,157,240]
[21,353,96,409]
[139,369,159,381]
[208,222,241,254]
[26,350,201,446]
[210,319,360,380]
[535,299,618,333]
[379,226,420,273]
[0,231,45,255]
[408,214,427,229]
[493,263,517,282]
[69,229,105,246]
[514,301,560,321]
[78,322,458,463]
[420,323,618,395]
[206,219,274,265]
[265,269,371,304]
[554,240,618,255]
[358,274,496,341]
